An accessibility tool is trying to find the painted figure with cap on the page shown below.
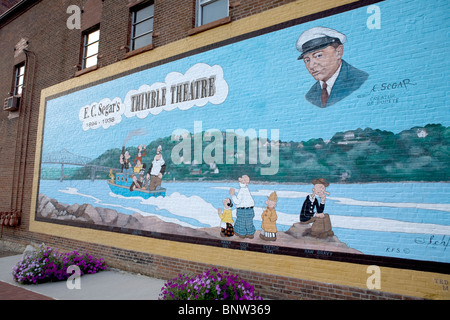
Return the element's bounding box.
[296,27,368,108]
[260,192,278,241]
[300,178,330,223]
[300,178,334,239]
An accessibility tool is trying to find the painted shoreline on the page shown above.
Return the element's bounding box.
[36,193,362,255]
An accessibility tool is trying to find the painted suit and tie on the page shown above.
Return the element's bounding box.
[305,59,368,108]
[297,27,368,108]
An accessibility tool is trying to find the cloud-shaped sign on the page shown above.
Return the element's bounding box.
[78,63,228,130]
[79,97,123,131]
[123,63,228,119]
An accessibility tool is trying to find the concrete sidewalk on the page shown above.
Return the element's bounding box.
[0,253,166,300]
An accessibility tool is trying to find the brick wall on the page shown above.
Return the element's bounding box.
[230,0,296,21]
[0,0,21,14]
[0,0,80,225]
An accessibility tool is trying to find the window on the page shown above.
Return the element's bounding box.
[82,28,100,69]
[130,2,154,51]
[197,0,229,27]
[13,64,25,96]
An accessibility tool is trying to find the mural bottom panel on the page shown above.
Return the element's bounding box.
[36,177,450,269]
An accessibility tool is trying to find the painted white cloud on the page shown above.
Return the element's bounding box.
[78,63,228,130]
[79,97,124,131]
[123,63,229,119]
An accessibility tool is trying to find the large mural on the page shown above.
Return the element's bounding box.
[37,0,450,268]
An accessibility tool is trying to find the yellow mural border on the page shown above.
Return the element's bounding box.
[30,0,450,299]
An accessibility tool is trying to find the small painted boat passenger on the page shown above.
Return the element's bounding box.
[129,174,143,191]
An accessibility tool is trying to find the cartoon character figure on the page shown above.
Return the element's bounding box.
[218,198,234,237]
[109,169,115,184]
[300,178,329,223]
[260,192,278,241]
[148,145,166,191]
[134,159,143,174]
[129,174,142,191]
[299,178,334,238]
[120,153,124,172]
[229,175,255,239]
[122,150,132,176]
[134,144,147,173]
[119,146,127,173]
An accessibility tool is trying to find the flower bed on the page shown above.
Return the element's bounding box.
[159,268,263,300]
[12,245,107,285]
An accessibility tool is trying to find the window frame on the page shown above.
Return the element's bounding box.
[130,1,155,52]
[13,63,26,96]
[196,0,229,27]
[81,27,100,70]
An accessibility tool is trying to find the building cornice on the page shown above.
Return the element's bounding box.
[0,0,40,27]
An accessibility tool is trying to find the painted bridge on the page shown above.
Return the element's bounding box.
[41,149,118,182]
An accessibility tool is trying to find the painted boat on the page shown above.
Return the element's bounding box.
[107,173,166,198]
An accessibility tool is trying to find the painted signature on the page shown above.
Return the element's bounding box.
[415,235,450,251]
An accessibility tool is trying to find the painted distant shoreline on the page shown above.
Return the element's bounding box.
[40,124,450,184]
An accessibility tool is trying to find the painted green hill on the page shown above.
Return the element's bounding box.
[67,124,449,183]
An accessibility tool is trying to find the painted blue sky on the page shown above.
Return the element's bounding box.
[42,0,450,160]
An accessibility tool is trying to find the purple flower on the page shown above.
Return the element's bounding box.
[12,245,106,285]
[158,268,262,301]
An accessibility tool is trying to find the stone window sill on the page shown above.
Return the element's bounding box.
[75,65,98,77]
[188,16,232,36]
[123,43,155,60]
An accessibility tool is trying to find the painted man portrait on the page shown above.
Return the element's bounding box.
[297,27,368,108]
